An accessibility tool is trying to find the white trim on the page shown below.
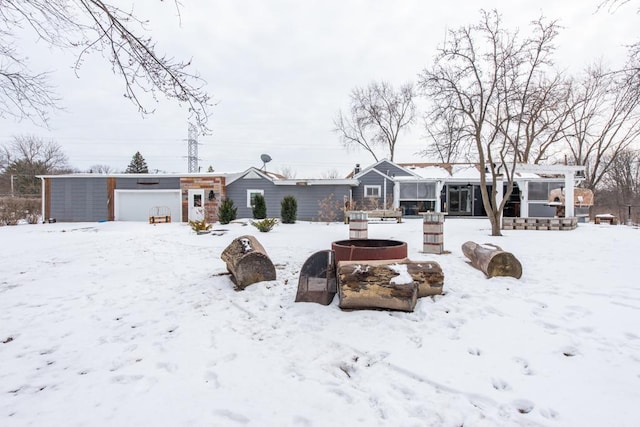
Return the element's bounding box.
[247,189,264,208]
[364,185,381,198]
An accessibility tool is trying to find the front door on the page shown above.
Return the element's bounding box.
[448,185,472,216]
[188,189,205,222]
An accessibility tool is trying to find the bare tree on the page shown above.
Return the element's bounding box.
[597,148,640,221]
[0,0,211,131]
[422,108,473,163]
[88,164,114,174]
[321,168,341,179]
[563,65,640,191]
[334,81,416,162]
[1,135,69,195]
[278,166,297,179]
[419,10,562,236]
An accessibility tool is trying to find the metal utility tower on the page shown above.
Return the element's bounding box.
[187,123,199,173]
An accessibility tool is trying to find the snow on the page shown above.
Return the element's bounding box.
[1,218,639,426]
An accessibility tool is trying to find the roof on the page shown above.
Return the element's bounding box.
[37,172,226,179]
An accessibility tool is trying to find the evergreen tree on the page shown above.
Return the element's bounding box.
[252,194,267,219]
[280,195,297,224]
[126,151,149,173]
[218,199,237,225]
[207,165,215,172]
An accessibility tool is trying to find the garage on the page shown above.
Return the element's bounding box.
[114,190,182,222]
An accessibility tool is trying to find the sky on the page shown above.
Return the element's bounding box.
[1,0,638,177]
[1,218,639,426]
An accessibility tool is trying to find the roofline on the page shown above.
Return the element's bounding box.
[37,172,227,179]
[274,179,359,186]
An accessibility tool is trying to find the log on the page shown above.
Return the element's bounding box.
[461,241,522,279]
[221,235,276,289]
[337,258,445,311]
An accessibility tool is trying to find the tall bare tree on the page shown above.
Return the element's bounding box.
[1,135,69,195]
[419,10,562,236]
[563,65,640,191]
[334,81,416,162]
[0,0,211,131]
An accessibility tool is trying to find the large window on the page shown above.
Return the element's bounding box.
[399,182,436,200]
[528,181,563,201]
[399,182,437,215]
[247,189,264,207]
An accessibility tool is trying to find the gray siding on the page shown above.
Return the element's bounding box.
[373,160,412,177]
[50,178,108,222]
[226,177,352,221]
[115,177,180,189]
[352,170,395,209]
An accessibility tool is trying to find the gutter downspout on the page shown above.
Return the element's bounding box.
[39,177,46,223]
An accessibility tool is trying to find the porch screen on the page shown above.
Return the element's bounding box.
[399,182,436,200]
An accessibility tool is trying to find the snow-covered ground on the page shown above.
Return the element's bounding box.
[1,218,639,426]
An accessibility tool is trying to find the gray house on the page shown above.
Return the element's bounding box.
[38,173,225,223]
[38,160,584,223]
[225,167,358,221]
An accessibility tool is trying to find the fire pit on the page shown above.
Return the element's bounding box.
[331,239,408,264]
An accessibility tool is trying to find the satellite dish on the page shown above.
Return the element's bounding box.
[260,154,272,171]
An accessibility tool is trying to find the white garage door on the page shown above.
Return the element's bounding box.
[114,190,182,222]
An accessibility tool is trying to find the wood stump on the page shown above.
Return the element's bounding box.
[337,258,445,311]
[461,241,522,279]
[221,235,276,289]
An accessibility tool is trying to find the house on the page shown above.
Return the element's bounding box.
[225,167,358,221]
[37,173,225,223]
[37,160,585,223]
[349,160,585,218]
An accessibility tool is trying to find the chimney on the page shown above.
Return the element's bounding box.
[354,163,361,175]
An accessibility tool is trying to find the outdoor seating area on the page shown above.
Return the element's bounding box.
[352,209,402,223]
[148,206,171,224]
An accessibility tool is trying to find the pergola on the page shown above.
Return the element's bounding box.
[515,164,586,218]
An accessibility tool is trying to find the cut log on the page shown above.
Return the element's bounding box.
[461,241,522,279]
[337,258,445,311]
[221,235,276,289]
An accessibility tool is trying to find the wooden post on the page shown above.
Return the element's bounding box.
[461,241,522,279]
[221,235,276,289]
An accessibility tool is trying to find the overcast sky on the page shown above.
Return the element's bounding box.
[1,0,638,177]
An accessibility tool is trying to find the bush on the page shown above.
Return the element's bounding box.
[280,195,297,224]
[188,218,212,233]
[251,218,278,232]
[218,199,237,225]
[252,194,267,219]
[0,197,41,226]
[317,193,343,223]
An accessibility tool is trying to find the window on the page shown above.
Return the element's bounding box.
[364,185,381,198]
[247,189,264,207]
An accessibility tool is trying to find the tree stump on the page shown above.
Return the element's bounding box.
[461,241,522,279]
[221,235,276,289]
[337,259,444,311]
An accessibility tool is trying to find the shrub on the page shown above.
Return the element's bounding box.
[218,198,237,225]
[317,193,343,223]
[0,197,41,226]
[188,218,212,233]
[251,218,278,232]
[280,195,297,224]
[252,194,267,219]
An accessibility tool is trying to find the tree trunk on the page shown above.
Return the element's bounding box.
[461,241,522,279]
[337,259,444,311]
[221,235,276,290]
